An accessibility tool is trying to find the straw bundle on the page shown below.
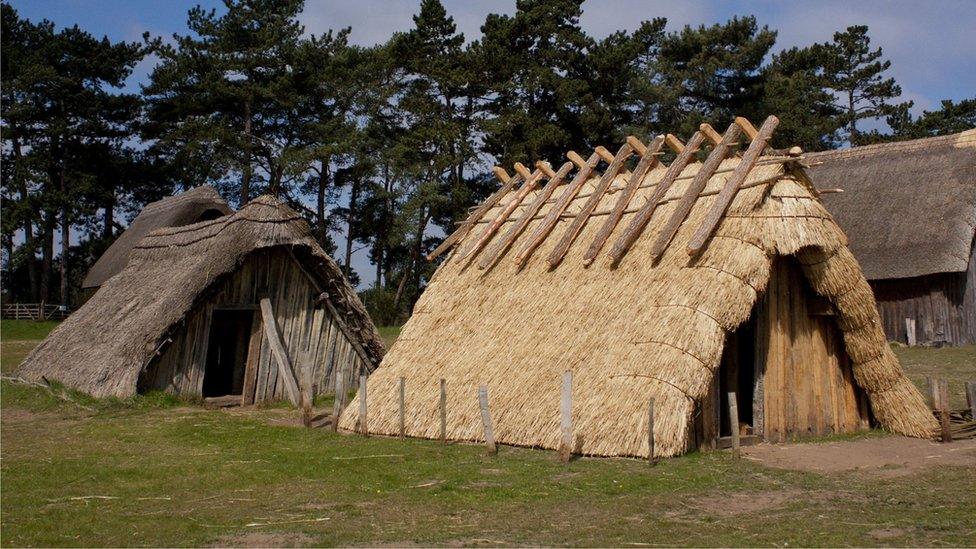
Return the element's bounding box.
[18,196,385,398]
[338,138,938,457]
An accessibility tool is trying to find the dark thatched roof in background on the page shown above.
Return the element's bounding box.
[82,186,233,289]
[807,129,976,280]
[20,196,385,398]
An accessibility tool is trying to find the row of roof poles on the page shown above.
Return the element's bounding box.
[428,115,788,270]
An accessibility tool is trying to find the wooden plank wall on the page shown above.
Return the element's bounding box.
[139,248,369,401]
[759,259,869,441]
[871,242,976,346]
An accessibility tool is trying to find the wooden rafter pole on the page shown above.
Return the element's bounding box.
[607,132,705,266]
[649,122,742,261]
[478,160,574,270]
[583,135,665,266]
[512,151,602,269]
[547,143,633,269]
[426,168,521,261]
[458,164,544,262]
[686,116,780,255]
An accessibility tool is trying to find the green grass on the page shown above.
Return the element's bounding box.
[3,380,974,547]
[1,326,974,546]
[377,325,401,349]
[893,344,976,408]
[0,319,60,341]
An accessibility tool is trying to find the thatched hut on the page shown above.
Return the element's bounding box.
[82,186,233,297]
[338,116,938,458]
[808,130,976,346]
[19,196,384,403]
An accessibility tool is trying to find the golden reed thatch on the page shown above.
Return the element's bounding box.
[18,195,384,398]
[338,117,938,458]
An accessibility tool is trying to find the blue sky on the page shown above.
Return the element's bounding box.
[9,0,975,285]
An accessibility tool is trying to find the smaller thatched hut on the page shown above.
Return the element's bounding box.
[808,130,976,346]
[19,196,384,404]
[82,186,233,297]
[338,116,938,458]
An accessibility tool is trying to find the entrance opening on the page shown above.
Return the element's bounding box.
[202,310,255,397]
[719,312,757,437]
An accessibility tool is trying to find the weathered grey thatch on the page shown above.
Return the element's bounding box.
[82,186,233,290]
[807,129,976,281]
[339,121,938,458]
[19,195,384,398]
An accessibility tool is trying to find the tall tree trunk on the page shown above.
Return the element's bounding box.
[12,133,39,300]
[392,204,429,315]
[59,165,69,306]
[847,90,858,144]
[103,189,115,240]
[409,205,430,313]
[344,177,360,278]
[40,211,55,307]
[374,163,390,288]
[241,99,253,204]
[315,157,331,246]
[269,160,283,197]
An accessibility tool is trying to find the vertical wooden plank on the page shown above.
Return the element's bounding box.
[647,397,655,465]
[439,378,447,444]
[905,318,917,346]
[332,368,344,432]
[241,314,263,405]
[259,298,303,407]
[559,371,573,462]
[398,376,406,438]
[478,385,497,455]
[359,374,368,436]
[728,391,740,458]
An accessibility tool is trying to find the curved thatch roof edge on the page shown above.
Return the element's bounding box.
[82,185,234,289]
[808,129,976,280]
[19,195,384,397]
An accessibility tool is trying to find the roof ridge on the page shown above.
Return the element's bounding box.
[807,129,976,160]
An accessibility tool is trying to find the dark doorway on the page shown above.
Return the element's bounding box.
[718,312,757,437]
[202,310,255,397]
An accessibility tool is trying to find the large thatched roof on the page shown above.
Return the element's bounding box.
[338,117,937,458]
[82,186,233,289]
[807,130,976,280]
[19,196,384,397]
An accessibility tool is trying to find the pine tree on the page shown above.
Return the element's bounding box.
[762,46,842,151]
[816,25,909,145]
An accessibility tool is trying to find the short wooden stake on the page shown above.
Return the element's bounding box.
[559,371,573,462]
[398,376,406,438]
[359,375,368,436]
[439,378,447,444]
[647,397,655,465]
[937,378,951,443]
[966,380,976,421]
[905,318,917,346]
[925,375,935,409]
[478,386,497,456]
[728,392,740,458]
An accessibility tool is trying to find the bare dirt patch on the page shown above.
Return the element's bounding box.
[686,489,805,517]
[212,531,314,547]
[744,435,976,475]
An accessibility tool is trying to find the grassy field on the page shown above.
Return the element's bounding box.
[2,321,975,547]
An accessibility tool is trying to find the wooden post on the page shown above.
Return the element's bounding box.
[926,375,936,409]
[964,380,976,420]
[937,379,952,443]
[647,397,655,465]
[905,318,917,346]
[559,371,573,462]
[728,391,740,458]
[439,378,447,444]
[398,376,406,438]
[478,386,497,455]
[332,369,344,432]
[359,374,368,436]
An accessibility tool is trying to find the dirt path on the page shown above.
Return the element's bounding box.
[743,435,976,476]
